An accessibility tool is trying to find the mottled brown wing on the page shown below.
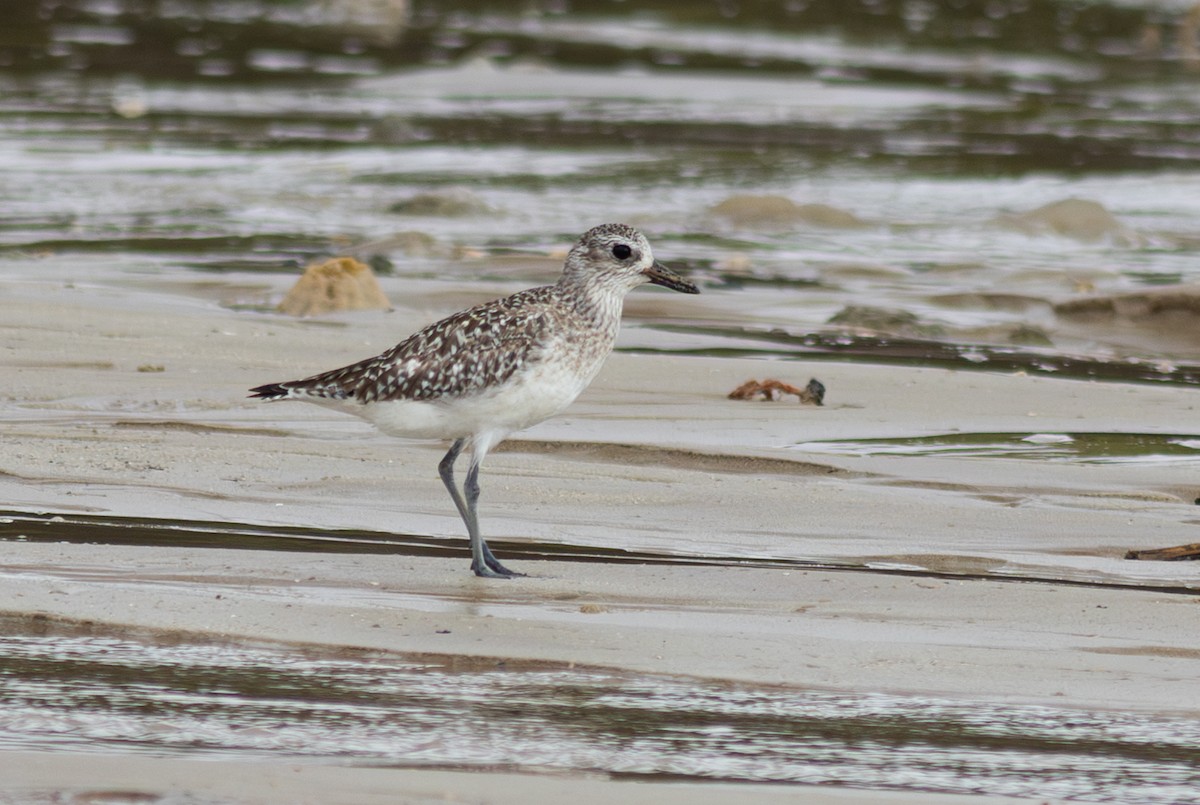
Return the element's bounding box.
[272,288,557,404]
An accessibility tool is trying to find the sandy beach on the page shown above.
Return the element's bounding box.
[9,1,1200,799]
[2,267,1199,802]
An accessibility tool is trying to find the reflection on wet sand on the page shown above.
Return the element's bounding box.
[2,614,1198,801]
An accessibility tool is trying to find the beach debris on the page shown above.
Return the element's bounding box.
[579,603,609,614]
[277,256,391,317]
[1124,543,1200,561]
[729,378,825,405]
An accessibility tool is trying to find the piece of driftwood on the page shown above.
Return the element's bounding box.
[1124,543,1200,561]
[729,378,825,406]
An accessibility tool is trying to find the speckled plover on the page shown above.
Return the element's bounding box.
[251,223,699,578]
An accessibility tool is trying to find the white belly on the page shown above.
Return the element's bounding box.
[352,357,596,442]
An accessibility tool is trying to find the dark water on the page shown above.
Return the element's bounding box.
[1,616,1199,803]
[4,0,1200,369]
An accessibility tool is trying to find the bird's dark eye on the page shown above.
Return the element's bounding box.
[612,243,633,260]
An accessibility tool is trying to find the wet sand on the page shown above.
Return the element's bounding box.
[2,272,1199,801]
[0,751,1034,805]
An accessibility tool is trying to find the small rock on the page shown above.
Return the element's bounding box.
[277,256,391,317]
[366,254,395,275]
[1007,325,1054,346]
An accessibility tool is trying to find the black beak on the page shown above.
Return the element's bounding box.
[644,260,700,294]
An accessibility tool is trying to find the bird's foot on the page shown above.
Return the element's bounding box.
[474,541,525,578]
[471,558,524,579]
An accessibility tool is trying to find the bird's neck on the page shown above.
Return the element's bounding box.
[558,275,626,330]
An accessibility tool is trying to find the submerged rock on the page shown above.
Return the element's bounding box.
[340,231,447,276]
[1055,285,1200,323]
[1054,285,1200,357]
[993,198,1141,245]
[709,195,868,229]
[828,305,945,338]
[277,257,391,317]
[380,230,441,256]
[389,188,493,217]
[1007,324,1054,347]
[930,292,1051,313]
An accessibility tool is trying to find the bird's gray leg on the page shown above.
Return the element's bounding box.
[438,439,470,528]
[463,459,523,578]
[438,439,521,578]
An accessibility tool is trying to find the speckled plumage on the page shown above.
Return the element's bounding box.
[251,223,699,578]
[260,286,579,406]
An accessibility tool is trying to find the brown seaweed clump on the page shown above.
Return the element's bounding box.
[277,257,391,317]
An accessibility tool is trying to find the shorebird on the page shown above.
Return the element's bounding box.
[250,223,699,578]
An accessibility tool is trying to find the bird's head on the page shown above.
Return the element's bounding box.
[561,223,699,296]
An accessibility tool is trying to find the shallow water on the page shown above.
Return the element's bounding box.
[795,431,1200,463]
[4,0,1200,367]
[1,616,1198,803]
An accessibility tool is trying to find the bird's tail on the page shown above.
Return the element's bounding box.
[250,355,373,401]
[249,375,354,401]
[248,382,293,400]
